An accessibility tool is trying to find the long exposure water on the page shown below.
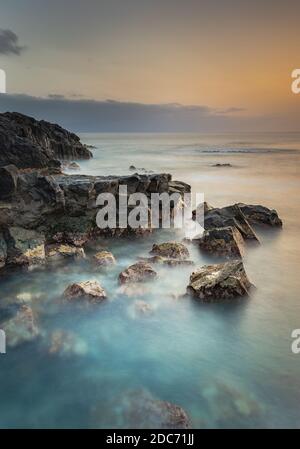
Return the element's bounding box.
[0,132,300,428]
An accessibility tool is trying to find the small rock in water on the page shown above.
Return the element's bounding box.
[119,261,157,284]
[150,242,190,260]
[93,250,116,267]
[92,390,191,429]
[48,330,87,356]
[134,300,154,315]
[196,226,245,258]
[237,203,283,227]
[1,305,39,348]
[63,280,107,303]
[187,260,253,302]
[212,163,232,167]
[46,244,85,263]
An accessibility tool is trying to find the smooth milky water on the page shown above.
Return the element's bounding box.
[0,132,300,428]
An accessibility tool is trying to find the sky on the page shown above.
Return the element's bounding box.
[0,0,299,132]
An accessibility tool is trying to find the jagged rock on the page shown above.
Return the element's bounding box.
[150,242,190,260]
[93,250,116,267]
[5,226,46,267]
[187,260,253,302]
[0,165,18,200]
[168,180,191,194]
[237,203,282,227]
[0,232,7,269]
[63,280,107,303]
[1,305,39,347]
[46,243,85,263]
[192,201,214,221]
[196,226,245,258]
[0,112,92,169]
[119,261,157,284]
[204,204,259,241]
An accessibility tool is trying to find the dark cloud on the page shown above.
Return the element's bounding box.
[0,29,25,56]
[0,93,252,132]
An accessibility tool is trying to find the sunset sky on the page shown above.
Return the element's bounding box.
[0,0,299,131]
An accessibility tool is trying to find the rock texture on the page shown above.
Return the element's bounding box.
[197,226,245,258]
[93,250,116,267]
[204,204,259,241]
[46,244,85,262]
[63,280,107,303]
[150,242,190,260]
[1,305,39,347]
[237,203,282,227]
[0,112,92,169]
[119,261,157,284]
[187,260,253,302]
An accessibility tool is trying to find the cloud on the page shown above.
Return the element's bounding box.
[0,93,253,132]
[0,29,25,56]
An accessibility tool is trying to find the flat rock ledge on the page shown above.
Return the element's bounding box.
[119,261,157,284]
[63,280,107,303]
[150,242,190,260]
[187,260,253,302]
[196,226,245,258]
[139,255,194,267]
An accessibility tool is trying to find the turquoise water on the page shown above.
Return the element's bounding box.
[0,132,300,428]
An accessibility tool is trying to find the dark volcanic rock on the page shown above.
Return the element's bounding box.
[0,165,18,200]
[0,112,92,169]
[5,226,46,268]
[204,204,259,241]
[197,226,245,258]
[187,260,253,302]
[237,203,282,227]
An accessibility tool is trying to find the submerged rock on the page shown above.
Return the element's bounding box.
[2,305,39,348]
[134,300,154,315]
[212,163,232,167]
[237,203,282,227]
[93,250,116,267]
[187,260,253,302]
[63,280,107,303]
[46,243,85,263]
[48,330,87,356]
[150,242,190,260]
[119,261,157,284]
[197,226,245,258]
[92,390,191,429]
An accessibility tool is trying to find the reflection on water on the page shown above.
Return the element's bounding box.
[1,133,300,428]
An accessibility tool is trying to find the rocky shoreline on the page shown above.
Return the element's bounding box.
[0,112,283,428]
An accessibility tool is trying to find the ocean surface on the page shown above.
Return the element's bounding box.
[1,132,300,428]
